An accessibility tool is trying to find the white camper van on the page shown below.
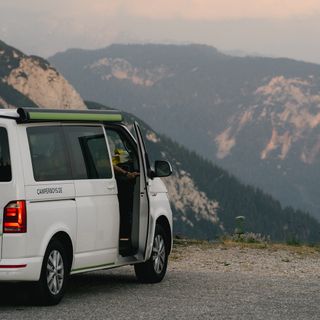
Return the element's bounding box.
[0,108,173,305]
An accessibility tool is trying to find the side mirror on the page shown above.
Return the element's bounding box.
[153,160,172,178]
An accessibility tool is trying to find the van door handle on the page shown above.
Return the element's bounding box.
[107,183,115,190]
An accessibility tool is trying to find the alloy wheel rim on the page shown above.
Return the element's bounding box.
[152,234,166,274]
[46,250,64,295]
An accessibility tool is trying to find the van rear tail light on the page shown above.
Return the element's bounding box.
[3,200,27,233]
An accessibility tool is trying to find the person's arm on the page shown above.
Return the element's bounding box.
[113,165,127,176]
[113,165,139,179]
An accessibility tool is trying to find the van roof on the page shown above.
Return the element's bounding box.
[0,108,123,123]
[0,109,19,119]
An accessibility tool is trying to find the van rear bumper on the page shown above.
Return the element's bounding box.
[0,257,42,281]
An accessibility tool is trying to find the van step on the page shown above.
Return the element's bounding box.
[119,239,137,257]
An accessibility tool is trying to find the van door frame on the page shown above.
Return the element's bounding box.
[133,121,151,259]
[104,123,151,260]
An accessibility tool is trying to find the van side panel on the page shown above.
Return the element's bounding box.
[72,179,119,270]
[2,197,76,259]
[0,121,26,261]
[145,178,173,260]
[1,125,77,274]
[20,124,77,261]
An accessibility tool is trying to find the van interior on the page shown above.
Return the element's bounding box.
[105,127,141,257]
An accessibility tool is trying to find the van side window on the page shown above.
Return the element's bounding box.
[0,127,11,182]
[27,126,72,181]
[105,128,139,173]
[63,126,112,179]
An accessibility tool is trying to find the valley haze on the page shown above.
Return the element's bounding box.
[49,43,320,225]
[1,1,320,64]
[1,40,319,243]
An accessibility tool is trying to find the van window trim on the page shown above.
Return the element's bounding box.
[63,125,113,180]
[0,126,13,183]
[26,123,114,183]
[104,124,140,176]
[27,125,73,182]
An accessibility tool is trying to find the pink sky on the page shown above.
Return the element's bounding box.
[4,0,320,20]
[122,0,320,20]
[1,0,320,63]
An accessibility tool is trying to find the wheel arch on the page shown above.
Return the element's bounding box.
[47,231,74,272]
[156,215,172,254]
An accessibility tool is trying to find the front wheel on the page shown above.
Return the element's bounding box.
[134,224,169,283]
[34,239,69,305]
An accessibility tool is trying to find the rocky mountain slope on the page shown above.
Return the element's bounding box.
[87,101,320,242]
[49,44,320,219]
[0,40,85,109]
[1,40,319,242]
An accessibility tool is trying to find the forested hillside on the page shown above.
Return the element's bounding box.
[50,44,320,221]
[87,101,320,242]
[1,39,319,243]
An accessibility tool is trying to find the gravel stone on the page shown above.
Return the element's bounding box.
[0,244,319,319]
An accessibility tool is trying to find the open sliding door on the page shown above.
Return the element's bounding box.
[133,122,151,259]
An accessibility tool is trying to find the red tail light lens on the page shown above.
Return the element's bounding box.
[3,200,27,233]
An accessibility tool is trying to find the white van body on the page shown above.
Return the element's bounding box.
[0,108,172,303]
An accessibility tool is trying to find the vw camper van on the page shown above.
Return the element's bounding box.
[0,108,173,305]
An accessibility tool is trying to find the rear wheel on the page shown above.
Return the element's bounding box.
[35,239,69,305]
[134,224,169,283]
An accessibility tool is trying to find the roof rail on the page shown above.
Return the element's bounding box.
[16,108,123,123]
[0,109,19,120]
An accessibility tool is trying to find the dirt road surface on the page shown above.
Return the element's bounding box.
[1,241,320,319]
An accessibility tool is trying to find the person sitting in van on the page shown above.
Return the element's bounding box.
[112,147,139,179]
[110,146,139,239]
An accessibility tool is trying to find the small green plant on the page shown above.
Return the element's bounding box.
[235,216,246,235]
[286,236,301,246]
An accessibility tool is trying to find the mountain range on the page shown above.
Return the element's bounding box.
[1,39,320,242]
[87,101,320,242]
[49,44,320,220]
[0,40,85,109]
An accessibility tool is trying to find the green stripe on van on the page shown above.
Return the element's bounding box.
[28,112,123,122]
[71,262,115,272]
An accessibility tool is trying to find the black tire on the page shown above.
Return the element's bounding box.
[134,224,169,283]
[35,239,69,305]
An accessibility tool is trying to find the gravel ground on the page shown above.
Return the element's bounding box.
[170,241,320,278]
[0,242,320,319]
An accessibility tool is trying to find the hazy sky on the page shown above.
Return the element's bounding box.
[1,0,320,63]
